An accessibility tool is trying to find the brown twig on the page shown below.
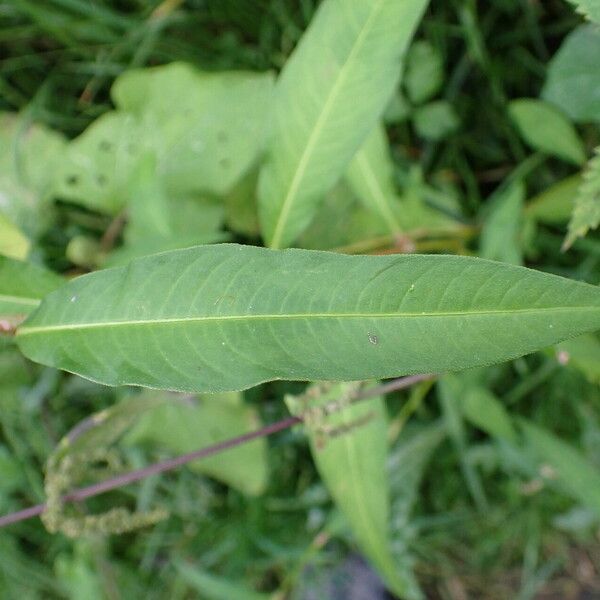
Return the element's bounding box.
[0,374,434,529]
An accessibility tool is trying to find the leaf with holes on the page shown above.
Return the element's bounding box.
[112,63,274,196]
[258,0,430,248]
[54,112,145,215]
[15,244,600,393]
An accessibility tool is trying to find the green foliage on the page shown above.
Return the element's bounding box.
[564,0,600,22]
[565,147,600,248]
[258,0,430,248]
[480,180,525,265]
[542,25,600,123]
[508,99,586,165]
[0,113,66,237]
[16,244,600,392]
[520,419,600,515]
[345,124,403,234]
[286,382,408,595]
[0,256,63,315]
[124,392,269,496]
[404,41,444,105]
[412,100,460,141]
[1,1,600,597]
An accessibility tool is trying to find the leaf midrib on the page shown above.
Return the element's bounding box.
[269,0,386,248]
[17,305,598,336]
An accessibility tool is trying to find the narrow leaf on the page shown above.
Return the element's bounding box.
[286,382,413,598]
[16,244,600,393]
[258,0,429,248]
[175,561,271,600]
[0,256,62,316]
[520,418,600,515]
[345,124,403,234]
[480,180,525,265]
[462,387,517,443]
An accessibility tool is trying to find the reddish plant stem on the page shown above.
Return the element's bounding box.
[0,374,434,529]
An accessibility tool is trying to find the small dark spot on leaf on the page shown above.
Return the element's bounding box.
[219,157,230,169]
[66,175,79,186]
[99,140,112,152]
[96,174,108,186]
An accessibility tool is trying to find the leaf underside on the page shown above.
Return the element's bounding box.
[16,244,600,393]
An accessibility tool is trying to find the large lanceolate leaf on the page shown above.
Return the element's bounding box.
[258,0,429,249]
[15,244,600,393]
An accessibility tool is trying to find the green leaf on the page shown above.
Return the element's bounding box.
[286,382,412,598]
[462,387,517,443]
[16,244,600,393]
[0,112,66,236]
[104,153,227,266]
[388,424,445,600]
[556,333,600,384]
[112,63,274,197]
[480,180,525,265]
[525,175,581,224]
[345,124,403,234]
[54,112,144,215]
[0,256,62,316]
[508,99,586,166]
[50,393,167,465]
[404,40,443,104]
[223,171,261,237]
[413,100,459,140]
[564,147,600,248]
[258,0,430,248]
[519,418,600,515]
[564,0,600,23]
[175,561,271,600]
[124,392,268,496]
[438,375,488,510]
[542,25,600,123]
[0,213,29,260]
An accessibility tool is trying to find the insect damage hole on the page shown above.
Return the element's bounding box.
[368,333,379,345]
